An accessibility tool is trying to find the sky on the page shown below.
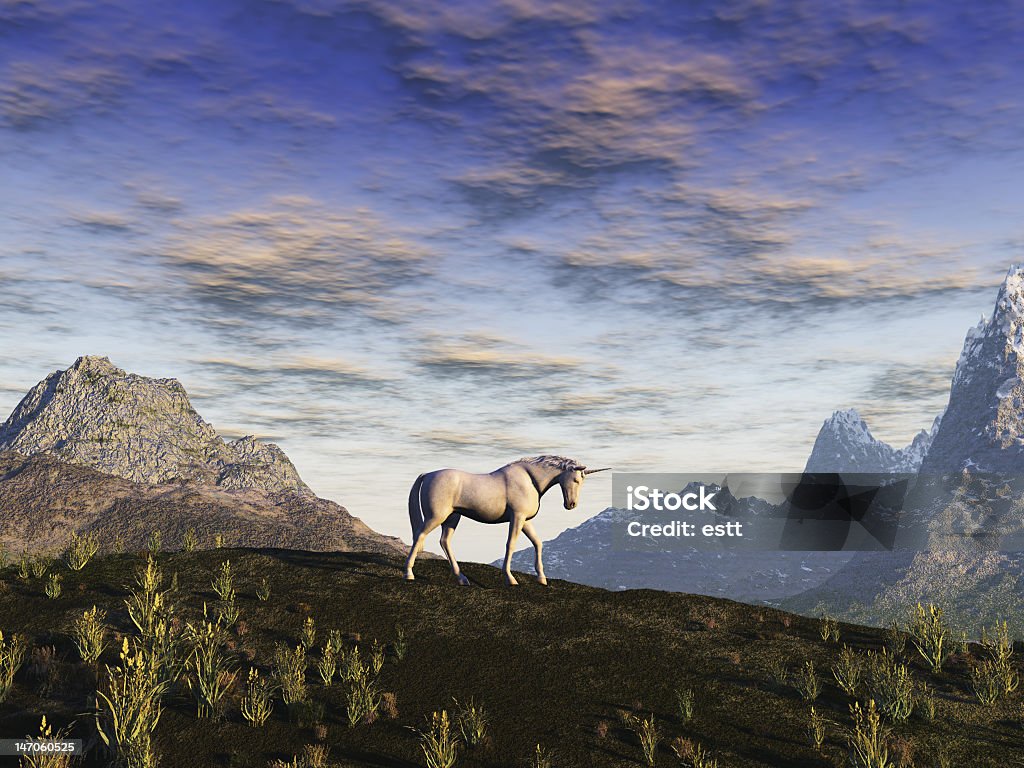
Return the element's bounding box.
[2,0,1024,561]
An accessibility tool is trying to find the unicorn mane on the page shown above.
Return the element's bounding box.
[506,455,581,471]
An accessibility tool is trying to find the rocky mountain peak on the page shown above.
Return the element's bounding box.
[0,356,310,494]
[804,408,937,473]
[920,265,1024,473]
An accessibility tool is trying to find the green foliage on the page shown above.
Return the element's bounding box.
[795,660,820,702]
[20,715,74,768]
[885,620,907,656]
[0,629,28,702]
[676,686,695,722]
[866,649,914,723]
[454,696,488,748]
[392,626,408,661]
[213,533,224,549]
[300,616,316,651]
[344,653,381,726]
[45,572,62,599]
[832,645,865,696]
[909,603,951,672]
[147,530,161,557]
[17,552,31,581]
[212,560,235,602]
[184,611,237,719]
[72,605,109,664]
[370,638,385,675]
[317,646,337,687]
[274,644,308,705]
[125,557,172,639]
[808,706,827,750]
[29,553,49,579]
[847,699,893,768]
[634,713,658,767]
[64,531,100,571]
[530,744,555,768]
[766,657,788,685]
[820,615,840,643]
[971,660,1003,706]
[95,637,168,768]
[671,737,717,768]
[240,667,274,727]
[409,710,459,768]
[918,680,937,722]
[256,576,271,602]
[181,528,198,553]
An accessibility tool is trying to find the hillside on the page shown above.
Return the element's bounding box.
[0,548,1021,767]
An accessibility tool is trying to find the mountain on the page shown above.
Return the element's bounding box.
[805,408,940,473]
[921,263,1024,474]
[0,356,406,557]
[0,355,308,493]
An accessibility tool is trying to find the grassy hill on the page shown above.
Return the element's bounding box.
[0,547,1021,767]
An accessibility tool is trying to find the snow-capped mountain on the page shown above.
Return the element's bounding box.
[805,408,941,474]
[921,264,1024,474]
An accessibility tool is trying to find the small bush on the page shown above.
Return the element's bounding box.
[833,645,864,696]
[181,527,198,553]
[531,744,554,768]
[392,626,408,661]
[273,644,307,705]
[670,737,717,768]
[908,603,951,672]
[885,620,907,656]
[212,560,235,602]
[370,639,385,675]
[29,553,49,579]
[45,572,62,599]
[820,615,840,643]
[73,605,108,664]
[808,706,827,750]
[20,715,74,768]
[345,663,381,726]
[96,637,168,768]
[971,659,1003,706]
[256,577,271,602]
[301,616,317,651]
[241,667,274,727]
[0,629,28,702]
[846,699,892,768]
[147,530,161,557]
[64,532,100,571]
[795,660,820,702]
[866,649,914,723]
[214,533,224,548]
[317,647,337,687]
[409,710,459,768]
[766,658,788,685]
[184,616,237,718]
[634,713,658,766]
[917,680,936,721]
[676,686,695,722]
[17,552,31,581]
[454,696,488,748]
[381,691,399,719]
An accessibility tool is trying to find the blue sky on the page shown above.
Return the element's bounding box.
[2,0,1023,560]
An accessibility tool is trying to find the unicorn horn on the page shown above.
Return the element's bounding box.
[583,467,612,475]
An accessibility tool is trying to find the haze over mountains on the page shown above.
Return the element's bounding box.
[512,264,1024,632]
[0,356,405,557]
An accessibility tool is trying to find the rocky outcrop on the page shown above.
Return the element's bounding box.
[0,356,309,494]
[805,408,939,474]
[921,264,1024,474]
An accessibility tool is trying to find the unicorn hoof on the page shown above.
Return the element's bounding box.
[405,572,415,581]
[506,576,519,586]
[457,574,471,586]
[538,577,548,586]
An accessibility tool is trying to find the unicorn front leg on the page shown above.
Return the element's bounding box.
[440,515,471,586]
[521,520,547,585]
[502,519,524,585]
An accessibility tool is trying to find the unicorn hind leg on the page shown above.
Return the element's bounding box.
[440,514,471,586]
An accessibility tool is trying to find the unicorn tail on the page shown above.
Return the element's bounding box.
[408,473,426,537]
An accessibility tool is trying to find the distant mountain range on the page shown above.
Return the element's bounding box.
[0,356,405,557]
[509,264,1024,634]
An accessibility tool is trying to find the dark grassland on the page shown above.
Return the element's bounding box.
[0,548,1021,767]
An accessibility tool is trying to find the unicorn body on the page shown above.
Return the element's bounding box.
[405,455,609,586]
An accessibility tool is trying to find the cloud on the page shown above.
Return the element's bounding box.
[415,332,589,381]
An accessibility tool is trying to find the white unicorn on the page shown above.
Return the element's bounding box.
[405,455,610,586]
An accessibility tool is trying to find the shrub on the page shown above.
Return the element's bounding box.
[980,620,1019,694]
[21,715,74,768]
[212,560,235,602]
[392,626,408,661]
[832,645,865,696]
[45,572,62,599]
[908,603,951,672]
[866,649,914,723]
[454,696,487,748]
[256,577,271,602]
[338,645,363,683]
[795,660,820,702]
[300,616,316,651]
[766,658,788,685]
[670,737,717,768]
[126,557,172,639]
[890,735,915,768]
[885,620,907,656]
[241,667,274,727]
[409,710,459,768]
[214,533,224,548]
[181,528,198,553]
[370,639,385,674]
[531,744,554,768]
[381,691,399,719]
[971,659,1003,706]
[917,680,936,721]
[317,647,337,687]
[64,532,100,571]
[216,598,240,629]
[96,638,168,768]
[808,706,827,750]
[273,644,307,705]
[634,713,658,766]
[184,616,237,718]
[846,699,892,768]
[29,553,49,579]
[820,615,840,643]
[17,552,31,581]
[676,686,695,721]
[147,530,161,557]
[73,606,109,664]
[345,663,381,726]
[0,629,27,702]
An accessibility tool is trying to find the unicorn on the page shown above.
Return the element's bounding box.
[405,455,610,586]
